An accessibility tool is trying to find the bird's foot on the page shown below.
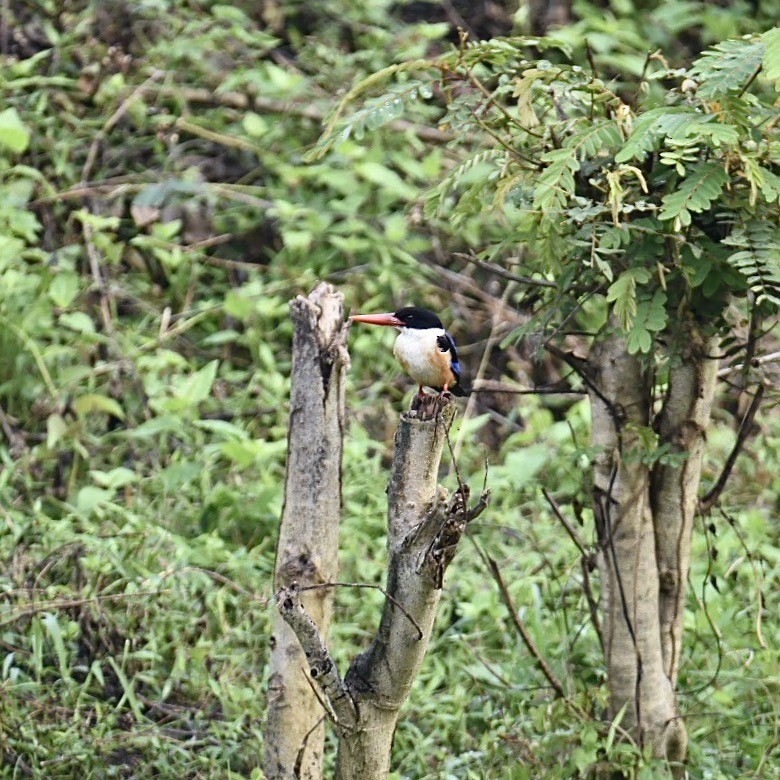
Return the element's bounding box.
[411,388,451,419]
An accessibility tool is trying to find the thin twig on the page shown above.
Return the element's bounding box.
[471,379,585,396]
[486,555,567,699]
[421,255,528,317]
[580,556,603,652]
[584,39,599,79]
[700,384,764,512]
[544,342,618,427]
[0,591,167,630]
[453,252,558,288]
[299,582,422,640]
[440,0,476,38]
[717,349,780,378]
[81,70,164,184]
[276,584,359,728]
[687,515,723,694]
[294,715,327,777]
[454,282,517,461]
[465,69,544,140]
[0,402,24,454]
[541,488,588,556]
[722,509,767,649]
[82,221,115,337]
[738,63,763,98]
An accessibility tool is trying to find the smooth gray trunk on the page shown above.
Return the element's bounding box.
[587,320,719,768]
[588,330,685,764]
[652,326,719,683]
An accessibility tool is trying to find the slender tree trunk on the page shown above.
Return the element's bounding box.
[588,321,719,769]
[276,398,487,780]
[588,330,685,764]
[264,284,349,780]
[652,324,719,683]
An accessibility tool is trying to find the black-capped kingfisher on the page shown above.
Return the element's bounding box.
[349,306,468,397]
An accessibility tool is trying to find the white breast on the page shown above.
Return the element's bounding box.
[393,327,450,389]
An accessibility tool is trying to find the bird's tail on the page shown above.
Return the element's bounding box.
[451,383,469,397]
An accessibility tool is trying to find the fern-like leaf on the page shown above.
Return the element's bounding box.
[671,118,739,147]
[615,107,695,163]
[763,27,780,83]
[724,223,780,307]
[658,163,729,228]
[424,149,508,218]
[533,148,579,211]
[305,71,435,160]
[606,267,652,330]
[564,119,622,159]
[689,37,765,99]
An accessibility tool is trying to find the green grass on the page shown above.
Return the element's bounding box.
[1,1,778,777]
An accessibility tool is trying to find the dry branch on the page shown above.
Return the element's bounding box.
[275,584,358,729]
[264,284,349,780]
[699,383,763,513]
[486,555,566,698]
[275,399,488,780]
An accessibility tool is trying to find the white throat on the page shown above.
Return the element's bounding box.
[393,327,448,388]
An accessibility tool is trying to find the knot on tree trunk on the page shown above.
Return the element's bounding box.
[658,567,678,595]
[277,547,325,585]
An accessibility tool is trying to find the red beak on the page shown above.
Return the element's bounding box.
[349,312,404,327]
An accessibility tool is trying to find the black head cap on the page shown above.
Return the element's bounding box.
[394,306,443,330]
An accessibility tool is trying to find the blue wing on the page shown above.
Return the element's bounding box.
[437,332,461,383]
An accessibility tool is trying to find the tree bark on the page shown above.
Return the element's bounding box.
[336,403,456,780]
[276,398,487,780]
[588,329,685,764]
[264,284,349,780]
[651,325,719,683]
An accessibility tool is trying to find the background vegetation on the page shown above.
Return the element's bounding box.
[1,1,778,777]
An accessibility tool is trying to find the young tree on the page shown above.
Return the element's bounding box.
[266,286,488,777]
[277,399,486,779]
[310,28,780,769]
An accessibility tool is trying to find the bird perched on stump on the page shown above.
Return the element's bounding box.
[349,306,468,398]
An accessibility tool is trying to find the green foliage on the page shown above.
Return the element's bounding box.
[689,37,766,98]
[657,162,729,229]
[317,9,780,777]
[330,23,778,353]
[723,223,780,307]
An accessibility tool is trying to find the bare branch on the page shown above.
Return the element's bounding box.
[546,342,621,433]
[485,555,567,699]
[542,488,588,556]
[276,584,358,729]
[265,283,349,779]
[472,379,585,396]
[700,384,764,512]
[453,252,558,288]
[299,582,422,640]
[717,349,780,378]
